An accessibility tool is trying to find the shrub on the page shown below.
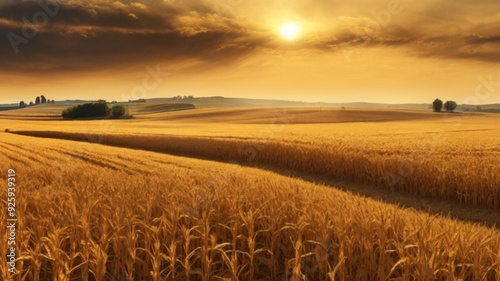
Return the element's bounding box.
[62,102,110,119]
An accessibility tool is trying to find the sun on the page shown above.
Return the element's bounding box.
[279,22,300,41]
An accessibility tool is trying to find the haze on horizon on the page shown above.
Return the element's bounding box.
[1,0,499,105]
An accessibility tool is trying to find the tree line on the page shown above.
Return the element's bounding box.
[62,102,130,119]
[19,95,55,107]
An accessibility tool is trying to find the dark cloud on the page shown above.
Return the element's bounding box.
[0,0,270,74]
[306,13,500,63]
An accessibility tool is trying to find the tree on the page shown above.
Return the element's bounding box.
[35,96,40,105]
[110,105,129,119]
[432,99,443,112]
[19,101,26,107]
[444,100,457,112]
[29,101,34,106]
[41,95,47,103]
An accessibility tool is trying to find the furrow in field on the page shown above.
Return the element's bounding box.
[0,141,56,167]
[149,158,193,170]
[46,147,145,176]
[0,142,32,167]
[0,137,134,183]
[111,153,190,173]
[0,140,70,164]
[51,149,123,172]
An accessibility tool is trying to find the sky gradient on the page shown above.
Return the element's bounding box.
[1,0,499,104]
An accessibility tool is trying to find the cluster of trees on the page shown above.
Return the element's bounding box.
[62,102,130,119]
[432,99,457,112]
[19,95,55,107]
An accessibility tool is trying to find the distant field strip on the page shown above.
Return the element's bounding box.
[0,133,499,280]
[136,107,443,123]
[0,107,443,123]
[9,130,500,210]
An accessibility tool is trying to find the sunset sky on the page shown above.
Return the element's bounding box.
[1,0,499,104]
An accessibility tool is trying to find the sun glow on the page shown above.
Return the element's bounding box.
[279,22,300,41]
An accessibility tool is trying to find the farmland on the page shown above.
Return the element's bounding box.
[4,106,500,210]
[0,104,499,280]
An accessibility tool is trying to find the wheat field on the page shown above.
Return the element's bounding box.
[5,108,500,210]
[0,133,499,280]
[1,107,499,280]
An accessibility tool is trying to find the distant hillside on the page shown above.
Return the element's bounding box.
[148,97,436,110]
[0,102,195,119]
[1,97,499,112]
[137,107,445,124]
[147,97,500,112]
[148,97,312,107]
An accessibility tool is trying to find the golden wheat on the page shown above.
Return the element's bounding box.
[9,120,500,210]
[4,110,499,210]
[0,133,499,280]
